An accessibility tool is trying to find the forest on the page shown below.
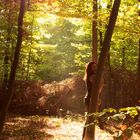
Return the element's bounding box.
[0,0,140,140]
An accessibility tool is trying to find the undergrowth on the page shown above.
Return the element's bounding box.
[85,106,140,140]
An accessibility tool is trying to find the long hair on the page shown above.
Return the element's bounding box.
[83,61,96,81]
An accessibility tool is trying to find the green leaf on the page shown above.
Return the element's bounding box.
[124,127,133,138]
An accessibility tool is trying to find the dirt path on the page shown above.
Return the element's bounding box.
[44,118,113,140]
[1,115,140,140]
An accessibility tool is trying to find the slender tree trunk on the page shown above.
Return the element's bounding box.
[26,16,34,80]
[26,48,31,80]
[138,39,140,96]
[98,0,113,109]
[92,0,98,63]
[138,1,140,100]
[83,0,121,140]
[0,0,25,134]
[98,0,103,50]
[106,0,112,72]
[3,47,10,92]
[107,0,114,108]
[2,9,12,92]
[82,1,98,138]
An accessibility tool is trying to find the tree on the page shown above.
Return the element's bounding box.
[137,0,140,100]
[92,0,98,62]
[0,1,18,92]
[83,0,121,140]
[0,0,25,134]
[138,39,140,98]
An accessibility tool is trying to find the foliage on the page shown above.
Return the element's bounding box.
[0,0,20,83]
[119,107,140,118]
[85,106,140,139]
[0,0,139,82]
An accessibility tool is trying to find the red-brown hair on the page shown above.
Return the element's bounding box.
[83,61,96,81]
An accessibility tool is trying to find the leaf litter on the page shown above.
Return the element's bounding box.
[0,114,140,140]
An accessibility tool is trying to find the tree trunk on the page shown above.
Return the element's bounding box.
[2,9,13,92]
[83,0,121,140]
[138,39,140,97]
[98,0,103,50]
[138,2,140,101]
[26,48,31,80]
[106,0,112,72]
[92,0,98,63]
[82,1,98,138]
[26,16,34,80]
[0,0,25,134]
[99,0,113,109]
[3,47,10,92]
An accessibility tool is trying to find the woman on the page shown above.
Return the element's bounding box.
[83,61,97,110]
[82,61,97,140]
[82,61,103,139]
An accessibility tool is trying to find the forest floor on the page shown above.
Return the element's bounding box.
[0,114,140,140]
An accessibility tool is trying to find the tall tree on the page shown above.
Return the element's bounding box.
[106,0,112,71]
[137,0,140,100]
[138,39,140,98]
[92,0,98,62]
[26,16,34,80]
[3,12,12,92]
[0,0,25,134]
[83,0,121,140]
[2,1,16,92]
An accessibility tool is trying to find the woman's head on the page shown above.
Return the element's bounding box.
[87,61,96,74]
[83,61,97,81]
[88,61,96,70]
